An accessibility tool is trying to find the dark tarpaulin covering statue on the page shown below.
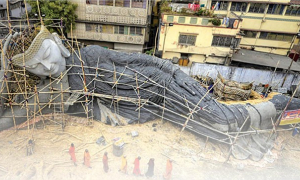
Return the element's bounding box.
[1,26,299,161]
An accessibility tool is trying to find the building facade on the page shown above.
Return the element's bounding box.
[69,0,151,52]
[157,11,242,64]
[211,0,300,56]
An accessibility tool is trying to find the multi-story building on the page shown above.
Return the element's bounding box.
[0,0,30,39]
[211,0,300,56]
[156,1,243,64]
[69,0,152,53]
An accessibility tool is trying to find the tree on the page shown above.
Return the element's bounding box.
[29,0,78,34]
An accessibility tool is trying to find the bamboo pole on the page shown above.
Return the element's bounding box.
[263,60,280,99]
[135,73,141,119]
[6,0,11,34]
[0,39,17,131]
[60,74,65,131]
[23,0,30,27]
[275,80,300,126]
[74,37,90,124]
[34,85,45,129]
[161,82,166,123]
[180,80,218,134]
[225,116,250,162]
[36,0,44,26]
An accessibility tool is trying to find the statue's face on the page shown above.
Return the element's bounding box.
[25,39,66,78]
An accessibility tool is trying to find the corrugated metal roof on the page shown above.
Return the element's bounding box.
[231,49,300,72]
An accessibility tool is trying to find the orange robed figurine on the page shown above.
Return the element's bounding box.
[84,149,91,168]
[163,159,173,180]
[119,155,127,173]
[103,152,109,173]
[69,143,77,166]
[133,156,142,176]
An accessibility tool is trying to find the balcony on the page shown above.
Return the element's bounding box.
[76,1,148,26]
[72,29,144,45]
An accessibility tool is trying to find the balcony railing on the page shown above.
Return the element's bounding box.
[72,30,144,44]
[76,4,148,25]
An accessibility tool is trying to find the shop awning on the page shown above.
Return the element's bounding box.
[232,49,300,72]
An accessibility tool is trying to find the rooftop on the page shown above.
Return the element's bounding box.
[232,49,300,72]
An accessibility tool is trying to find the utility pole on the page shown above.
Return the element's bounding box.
[161,22,173,58]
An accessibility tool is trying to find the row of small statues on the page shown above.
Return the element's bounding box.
[69,143,173,179]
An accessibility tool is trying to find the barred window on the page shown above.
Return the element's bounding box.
[167,16,174,23]
[230,2,247,12]
[243,30,257,38]
[179,35,197,46]
[212,1,228,10]
[259,32,294,42]
[178,17,185,23]
[249,3,267,13]
[114,26,129,35]
[86,0,97,5]
[132,0,146,9]
[115,0,130,7]
[212,36,239,48]
[130,27,143,36]
[99,0,113,6]
[190,17,197,24]
[286,6,300,16]
[85,24,92,31]
[267,4,285,14]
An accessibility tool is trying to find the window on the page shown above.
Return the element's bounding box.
[167,16,174,23]
[114,26,129,35]
[100,25,114,33]
[130,27,143,35]
[132,0,146,9]
[259,32,294,42]
[85,24,92,31]
[286,6,300,16]
[99,0,113,6]
[249,3,267,13]
[190,17,197,24]
[86,24,111,33]
[212,36,239,48]
[115,0,130,7]
[230,2,247,12]
[178,17,185,23]
[267,4,284,14]
[201,18,209,25]
[212,1,228,10]
[86,0,97,5]
[243,30,257,38]
[179,34,197,45]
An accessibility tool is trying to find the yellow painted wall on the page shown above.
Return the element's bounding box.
[239,14,299,33]
[213,2,300,56]
[159,14,239,60]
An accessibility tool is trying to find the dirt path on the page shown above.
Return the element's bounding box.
[0,116,300,180]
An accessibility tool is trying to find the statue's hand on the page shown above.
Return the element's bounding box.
[174,70,196,96]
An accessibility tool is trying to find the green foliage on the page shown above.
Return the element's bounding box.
[145,49,154,56]
[180,8,187,13]
[160,0,172,13]
[29,0,78,34]
[195,8,214,17]
[195,9,204,16]
[211,18,221,26]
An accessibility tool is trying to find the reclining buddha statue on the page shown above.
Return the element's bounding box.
[1,26,299,160]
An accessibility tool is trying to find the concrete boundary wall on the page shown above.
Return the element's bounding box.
[178,63,300,90]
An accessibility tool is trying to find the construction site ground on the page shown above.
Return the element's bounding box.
[0,115,300,180]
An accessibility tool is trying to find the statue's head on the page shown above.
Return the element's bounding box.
[5,26,70,78]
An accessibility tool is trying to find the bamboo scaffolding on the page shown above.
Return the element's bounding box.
[2,16,298,162]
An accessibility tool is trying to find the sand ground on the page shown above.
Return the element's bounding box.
[0,115,300,180]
